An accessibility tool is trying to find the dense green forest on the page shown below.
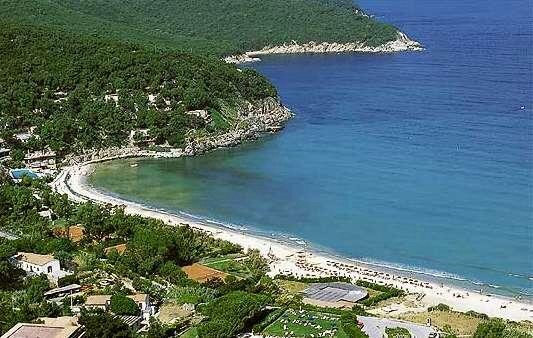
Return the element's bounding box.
[0,22,275,156]
[0,0,399,55]
[0,0,402,160]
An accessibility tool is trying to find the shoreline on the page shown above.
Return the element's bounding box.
[224,32,423,64]
[50,160,533,322]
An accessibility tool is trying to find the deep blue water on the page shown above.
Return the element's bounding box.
[91,0,533,296]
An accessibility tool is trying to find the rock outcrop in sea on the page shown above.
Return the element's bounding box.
[224,32,423,64]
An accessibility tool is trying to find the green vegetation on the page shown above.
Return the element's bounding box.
[0,175,265,337]
[355,280,405,306]
[340,313,369,338]
[401,307,533,338]
[262,308,345,337]
[1,0,400,56]
[0,0,406,163]
[167,286,217,305]
[78,309,134,338]
[197,291,269,337]
[110,294,141,316]
[203,250,268,279]
[0,22,276,159]
[474,319,532,338]
[385,327,411,338]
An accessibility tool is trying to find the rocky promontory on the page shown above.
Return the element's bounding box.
[184,97,293,155]
[225,32,423,64]
[61,97,292,164]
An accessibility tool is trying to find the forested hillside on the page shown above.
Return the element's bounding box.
[0,0,399,55]
[0,0,401,161]
[0,22,276,157]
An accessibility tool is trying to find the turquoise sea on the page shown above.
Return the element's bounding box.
[89,0,533,297]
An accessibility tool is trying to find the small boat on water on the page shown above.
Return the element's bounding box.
[130,163,138,168]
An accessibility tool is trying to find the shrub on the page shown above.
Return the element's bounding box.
[167,286,217,305]
[356,280,404,306]
[252,307,286,333]
[473,319,506,338]
[79,309,133,338]
[340,313,369,338]
[465,310,489,320]
[57,274,80,287]
[197,291,269,338]
[428,303,451,312]
[385,327,411,338]
[109,294,140,316]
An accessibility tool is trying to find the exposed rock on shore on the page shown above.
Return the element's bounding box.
[225,32,423,64]
[61,97,292,164]
[184,97,293,155]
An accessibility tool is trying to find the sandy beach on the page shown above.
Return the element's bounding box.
[50,161,533,322]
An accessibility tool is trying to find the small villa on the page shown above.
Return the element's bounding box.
[11,252,71,283]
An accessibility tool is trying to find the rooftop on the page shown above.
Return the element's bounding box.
[0,317,81,338]
[85,295,111,306]
[44,284,81,296]
[13,252,56,266]
[128,293,148,303]
[302,282,368,304]
[85,294,148,306]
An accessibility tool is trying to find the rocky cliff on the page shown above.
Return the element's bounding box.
[62,97,292,164]
[184,97,293,155]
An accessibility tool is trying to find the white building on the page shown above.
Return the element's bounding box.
[11,252,71,283]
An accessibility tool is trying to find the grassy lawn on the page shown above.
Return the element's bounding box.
[276,279,308,295]
[202,256,251,278]
[179,327,198,338]
[263,308,346,337]
[201,253,245,264]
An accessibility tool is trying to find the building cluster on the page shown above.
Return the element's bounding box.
[4,249,157,338]
[0,127,58,183]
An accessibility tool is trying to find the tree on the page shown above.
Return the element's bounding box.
[145,317,174,338]
[78,309,133,338]
[74,203,112,240]
[244,249,269,277]
[340,313,369,338]
[158,261,190,285]
[0,261,26,290]
[473,319,506,338]
[109,294,140,316]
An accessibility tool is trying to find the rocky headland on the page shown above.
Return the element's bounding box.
[61,97,292,165]
[225,32,423,64]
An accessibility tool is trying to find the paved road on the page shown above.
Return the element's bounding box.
[359,316,438,338]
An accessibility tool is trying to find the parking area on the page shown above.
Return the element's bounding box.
[358,316,438,338]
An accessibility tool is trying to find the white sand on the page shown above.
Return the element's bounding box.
[51,162,533,322]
